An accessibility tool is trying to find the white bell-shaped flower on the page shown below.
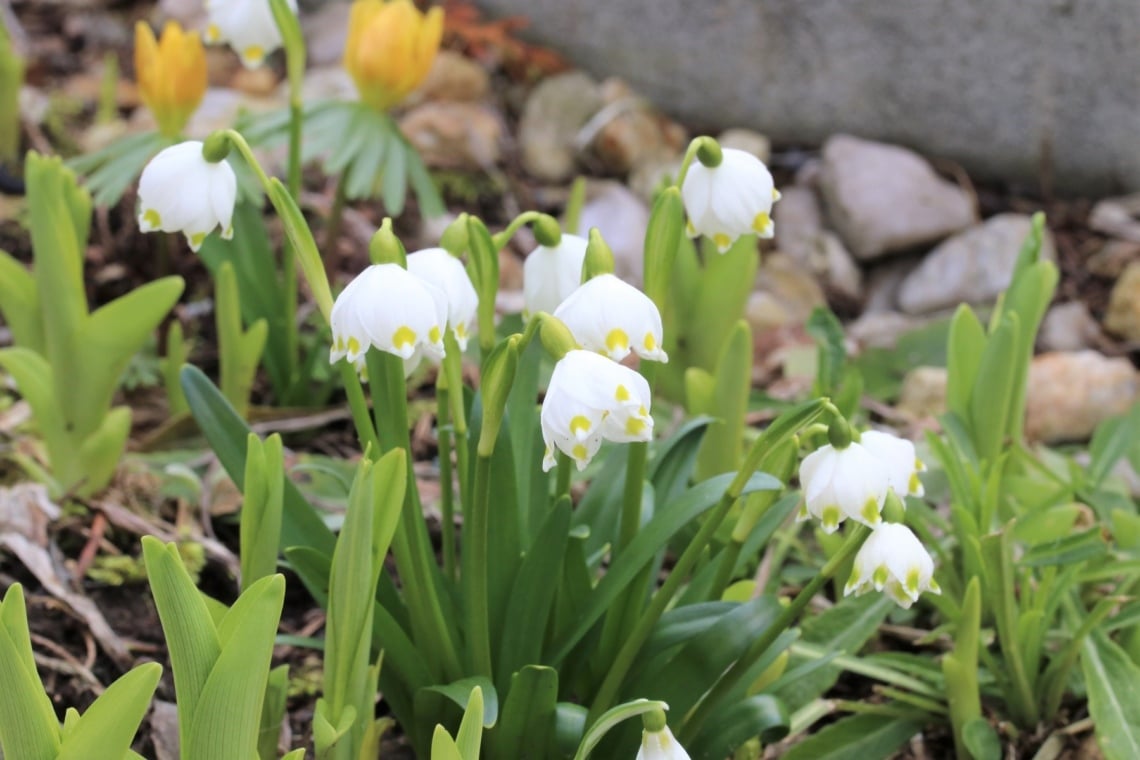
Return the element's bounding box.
[797,441,890,533]
[553,274,668,363]
[845,522,941,609]
[636,726,691,760]
[137,141,236,252]
[860,430,926,499]
[523,233,588,315]
[329,263,446,374]
[204,0,298,68]
[681,148,780,253]
[406,247,479,351]
[541,350,654,471]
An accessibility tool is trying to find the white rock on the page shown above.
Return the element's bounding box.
[849,311,927,350]
[774,186,863,302]
[575,181,650,285]
[398,101,503,170]
[897,366,948,418]
[897,213,1055,315]
[716,128,771,163]
[1038,301,1100,352]
[519,72,603,182]
[1104,261,1140,341]
[745,253,827,334]
[819,134,975,260]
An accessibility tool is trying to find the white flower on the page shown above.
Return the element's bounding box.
[406,248,479,351]
[329,263,446,374]
[681,147,780,253]
[797,442,890,533]
[137,141,236,252]
[523,233,588,315]
[204,0,297,68]
[636,726,691,760]
[553,274,668,363]
[845,522,941,609]
[860,430,926,499]
[541,350,653,472]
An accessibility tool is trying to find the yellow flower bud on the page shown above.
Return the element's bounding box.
[134,22,207,138]
[343,0,444,111]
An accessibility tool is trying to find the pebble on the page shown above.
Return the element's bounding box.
[1087,239,1140,278]
[745,253,827,334]
[819,134,976,260]
[412,51,490,103]
[848,311,927,350]
[716,128,771,163]
[574,181,650,285]
[398,102,503,170]
[518,72,603,182]
[897,214,1055,315]
[773,186,862,302]
[896,352,1139,444]
[1038,301,1100,352]
[1026,351,1139,443]
[1105,261,1140,341]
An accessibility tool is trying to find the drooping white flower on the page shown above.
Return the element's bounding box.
[137,141,236,252]
[406,247,479,351]
[797,441,890,533]
[681,147,780,253]
[553,274,668,363]
[845,522,941,609]
[541,350,653,472]
[636,725,691,760]
[523,233,588,315]
[860,430,926,499]
[204,0,298,68]
[329,263,446,374]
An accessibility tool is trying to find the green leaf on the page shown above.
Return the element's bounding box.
[455,686,485,759]
[406,142,444,217]
[782,714,922,760]
[186,575,286,760]
[694,321,752,481]
[548,471,781,664]
[215,261,267,419]
[497,499,571,685]
[1087,402,1140,489]
[382,137,409,215]
[0,584,61,760]
[689,695,789,758]
[259,665,289,760]
[487,666,558,760]
[945,304,986,424]
[962,717,1001,760]
[647,416,715,508]
[241,433,285,590]
[431,725,464,760]
[806,307,846,396]
[0,248,43,351]
[143,536,223,752]
[687,235,758,373]
[180,365,336,560]
[56,663,162,760]
[643,186,685,315]
[1019,527,1107,567]
[418,678,499,728]
[265,177,333,321]
[1083,630,1140,760]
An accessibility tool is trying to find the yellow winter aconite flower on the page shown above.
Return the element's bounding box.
[134,21,206,138]
[343,0,444,111]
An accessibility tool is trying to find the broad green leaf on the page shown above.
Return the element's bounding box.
[0,249,42,351]
[548,471,781,664]
[688,235,758,373]
[1087,403,1140,489]
[648,416,715,508]
[689,695,789,758]
[381,136,409,215]
[1083,630,1140,760]
[78,276,184,436]
[1019,527,1107,567]
[431,725,464,760]
[0,585,61,760]
[553,703,589,759]
[417,678,499,728]
[406,142,444,217]
[186,575,286,760]
[487,666,558,759]
[180,365,336,559]
[945,304,985,424]
[74,406,132,497]
[497,499,571,685]
[0,347,70,470]
[775,594,894,712]
[806,307,846,396]
[694,321,752,481]
[968,314,1018,460]
[142,536,222,750]
[56,662,162,760]
[643,186,684,315]
[259,665,289,760]
[455,686,485,759]
[241,433,285,590]
[781,714,922,760]
[266,177,333,321]
[215,261,267,419]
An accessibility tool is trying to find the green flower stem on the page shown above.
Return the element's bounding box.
[490,211,543,250]
[555,452,572,502]
[675,136,719,188]
[442,332,470,510]
[324,173,349,250]
[367,349,463,682]
[679,525,870,744]
[465,452,494,677]
[436,382,457,581]
[337,362,380,454]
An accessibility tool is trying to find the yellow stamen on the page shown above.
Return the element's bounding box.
[347,336,362,356]
[625,417,647,436]
[614,384,630,402]
[569,415,592,437]
[243,45,265,65]
[905,568,921,594]
[713,233,732,250]
[908,471,922,494]
[429,326,442,343]
[455,323,468,339]
[605,328,630,355]
[861,497,882,525]
[752,211,771,234]
[392,325,417,349]
[572,443,588,462]
[205,23,221,42]
[643,332,658,352]
[821,505,841,530]
[189,232,206,249]
[142,209,162,229]
[872,566,890,589]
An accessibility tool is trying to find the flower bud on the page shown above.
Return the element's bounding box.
[343,0,444,111]
[369,218,407,266]
[582,228,616,280]
[134,21,206,138]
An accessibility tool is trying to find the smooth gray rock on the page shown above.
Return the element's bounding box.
[819,135,976,260]
[897,214,1056,315]
[1039,301,1100,352]
[518,72,603,182]
[475,0,1140,194]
